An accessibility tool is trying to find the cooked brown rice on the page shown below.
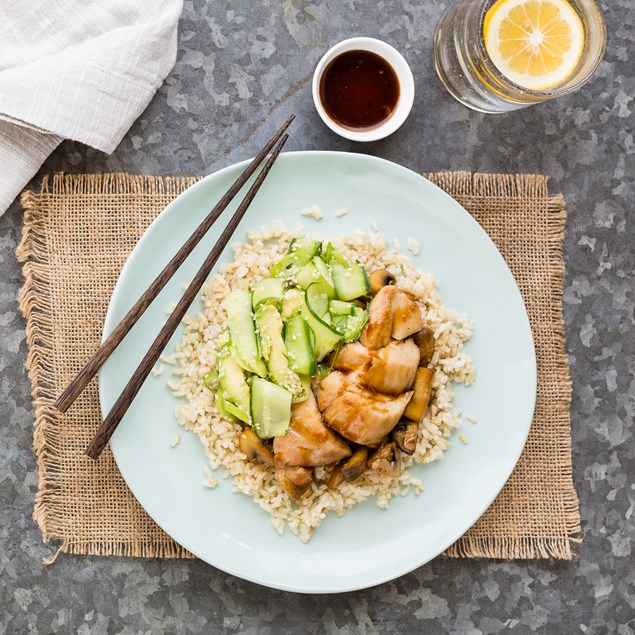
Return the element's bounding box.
[168,222,475,542]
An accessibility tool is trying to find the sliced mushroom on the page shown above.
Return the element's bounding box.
[368,442,401,478]
[360,285,398,349]
[412,327,436,367]
[239,428,274,467]
[391,291,423,340]
[276,465,313,499]
[321,462,337,477]
[369,268,396,295]
[327,465,344,489]
[403,367,434,422]
[392,421,418,455]
[340,447,368,482]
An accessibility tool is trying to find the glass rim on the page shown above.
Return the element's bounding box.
[475,0,607,98]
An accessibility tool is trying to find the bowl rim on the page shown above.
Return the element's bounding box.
[311,37,415,142]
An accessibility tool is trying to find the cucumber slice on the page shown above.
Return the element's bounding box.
[230,341,267,378]
[291,258,336,296]
[312,256,334,286]
[331,314,348,333]
[255,304,302,394]
[292,374,312,403]
[216,391,250,423]
[218,354,251,420]
[300,289,342,361]
[271,237,322,276]
[250,377,292,439]
[202,369,219,390]
[329,299,354,316]
[331,264,371,301]
[254,304,274,360]
[328,340,343,370]
[270,252,298,278]
[289,237,322,260]
[283,315,316,375]
[252,277,284,309]
[281,288,304,319]
[341,306,369,342]
[291,261,321,290]
[324,242,351,267]
[306,281,335,320]
[225,290,266,376]
[216,392,234,419]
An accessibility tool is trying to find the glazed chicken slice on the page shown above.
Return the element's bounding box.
[332,341,372,372]
[360,283,424,348]
[317,371,413,446]
[391,290,423,340]
[273,391,351,467]
[359,285,398,349]
[334,339,419,395]
[362,339,419,395]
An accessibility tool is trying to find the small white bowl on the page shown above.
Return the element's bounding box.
[312,37,415,142]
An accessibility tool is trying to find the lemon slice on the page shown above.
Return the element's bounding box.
[483,0,585,91]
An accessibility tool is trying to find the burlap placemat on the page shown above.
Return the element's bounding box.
[17,171,580,562]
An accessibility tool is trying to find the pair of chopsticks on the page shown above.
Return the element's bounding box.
[55,115,295,459]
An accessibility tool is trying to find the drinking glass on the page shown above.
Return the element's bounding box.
[434,0,606,113]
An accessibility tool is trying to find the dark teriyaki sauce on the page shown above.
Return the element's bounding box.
[319,50,400,130]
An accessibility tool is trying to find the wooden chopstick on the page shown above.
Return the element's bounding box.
[85,133,289,459]
[55,114,295,414]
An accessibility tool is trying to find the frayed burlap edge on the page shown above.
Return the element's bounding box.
[17,174,197,561]
[17,171,580,562]
[426,170,550,199]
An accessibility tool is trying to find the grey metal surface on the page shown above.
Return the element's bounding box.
[1,0,633,632]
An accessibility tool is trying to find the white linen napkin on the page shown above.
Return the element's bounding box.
[0,0,183,215]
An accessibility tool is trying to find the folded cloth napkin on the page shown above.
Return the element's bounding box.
[0,0,183,216]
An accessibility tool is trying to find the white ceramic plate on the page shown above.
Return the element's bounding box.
[100,151,536,593]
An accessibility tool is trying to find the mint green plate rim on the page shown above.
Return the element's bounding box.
[99,151,536,594]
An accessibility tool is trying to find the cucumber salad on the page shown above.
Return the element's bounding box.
[206,237,371,439]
